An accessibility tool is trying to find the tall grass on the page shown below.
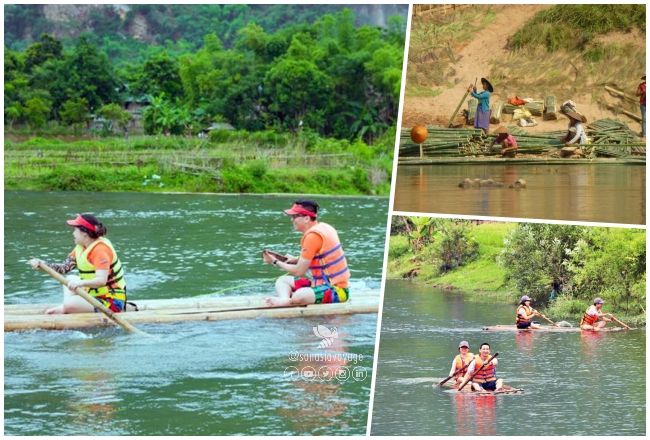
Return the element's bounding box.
[406,6,497,95]
[508,5,645,51]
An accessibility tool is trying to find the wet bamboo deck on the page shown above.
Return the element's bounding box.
[5,291,380,332]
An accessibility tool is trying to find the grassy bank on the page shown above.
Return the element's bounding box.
[4,131,394,195]
[388,222,517,302]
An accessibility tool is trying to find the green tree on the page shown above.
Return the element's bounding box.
[67,36,120,110]
[60,97,90,128]
[567,228,645,314]
[97,103,132,134]
[24,96,51,128]
[499,224,585,303]
[24,33,62,70]
[264,58,331,130]
[135,52,183,99]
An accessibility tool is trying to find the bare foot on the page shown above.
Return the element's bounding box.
[264,297,291,308]
[45,305,64,314]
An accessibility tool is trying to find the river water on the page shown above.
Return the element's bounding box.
[394,163,645,224]
[371,280,646,436]
[4,191,388,435]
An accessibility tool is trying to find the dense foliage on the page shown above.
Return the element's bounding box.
[499,224,645,314]
[5,7,405,143]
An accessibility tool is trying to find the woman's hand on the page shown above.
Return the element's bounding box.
[28,258,43,270]
[67,279,84,291]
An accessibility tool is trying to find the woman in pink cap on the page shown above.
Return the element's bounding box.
[28,213,128,314]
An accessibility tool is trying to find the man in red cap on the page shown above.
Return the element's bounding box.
[262,200,350,307]
[580,297,612,331]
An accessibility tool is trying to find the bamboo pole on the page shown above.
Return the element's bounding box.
[36,263,150,336]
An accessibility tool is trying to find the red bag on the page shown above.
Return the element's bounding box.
[508,96,526,106]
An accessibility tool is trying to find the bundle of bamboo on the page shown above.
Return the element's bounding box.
[490,101,503,124]
[543,96,557,120]
[398,120,645,160]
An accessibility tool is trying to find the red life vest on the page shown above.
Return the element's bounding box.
[303,222,350,288]
[472,356,497,383]
[581,306,599,326]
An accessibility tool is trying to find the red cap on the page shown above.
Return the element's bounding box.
[66,214,97,233]
[283,203,317,218]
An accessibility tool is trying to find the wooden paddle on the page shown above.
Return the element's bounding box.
[37,262,149,336]
[438,361,471,386]
[535,311,558,326]
[458,353,498,391]
[447,77,477,127]
[608,314,632,330]
[262,249,288,263]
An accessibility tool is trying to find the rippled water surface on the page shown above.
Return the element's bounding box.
[5,191,387,435]
[371,280,646,436]
[394,163,645,224]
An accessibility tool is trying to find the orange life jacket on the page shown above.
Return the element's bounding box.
[581,306,599,326]
[453,353,474,378]
[516,305,533,325]
[472,355,497,383]
[303,222,350,288]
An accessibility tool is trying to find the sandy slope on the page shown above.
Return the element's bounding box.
[401,5,641,134]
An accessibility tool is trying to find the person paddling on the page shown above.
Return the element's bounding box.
[28,214,127,314]
[263,200,350,307]
[462,343,503,392]
[448,341,474,386]
[516,295,541,329]
[580,297,612,331]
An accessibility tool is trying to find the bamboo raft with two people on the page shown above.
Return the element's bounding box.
[5,290,380,332]
[437,380,523,396]
[481,324,630,332]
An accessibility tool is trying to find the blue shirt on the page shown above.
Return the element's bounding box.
[471,90,491,112]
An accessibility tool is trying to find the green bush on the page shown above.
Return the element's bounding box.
[388,234,410,259]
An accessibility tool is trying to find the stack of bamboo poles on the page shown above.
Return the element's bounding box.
[399,127,484,157]
[399,119,645,160]
[587,119,646,157]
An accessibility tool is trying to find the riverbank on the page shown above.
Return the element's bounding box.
[4,131,395,196]
[388,221,645,326]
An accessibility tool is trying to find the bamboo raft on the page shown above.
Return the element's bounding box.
[482,325,630,332]
[4,290,380,332]
[439,380,523,395]
[399,119,645,160]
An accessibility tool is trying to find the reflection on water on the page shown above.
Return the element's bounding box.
[4,192,384,435]
[394,164,645,224]
[371,280,646,436]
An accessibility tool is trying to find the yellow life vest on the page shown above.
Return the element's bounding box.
[74,237,126,299]
[303,222,350,288]
[453,353,474,377]
[516,304,534,325]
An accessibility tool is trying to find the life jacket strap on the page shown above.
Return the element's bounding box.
[314,243,341,259]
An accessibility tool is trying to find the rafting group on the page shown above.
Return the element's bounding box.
[438,295,633,394]
[27,200,351,316]
[516,295,631,331]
